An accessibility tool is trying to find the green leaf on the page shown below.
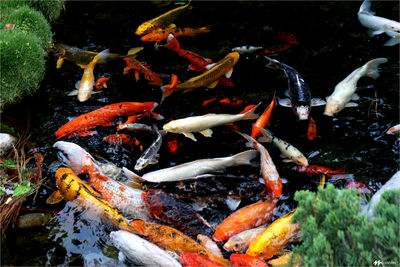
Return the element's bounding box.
[1,159,17,168]
[12,183,31,197]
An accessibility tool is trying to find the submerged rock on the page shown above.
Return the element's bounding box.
[0,133,17,156]
[17,213,53,229]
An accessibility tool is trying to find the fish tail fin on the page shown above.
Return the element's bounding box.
[263,55,280,70]
[383,35,400,46]
[359,0,374,14]
[160,74,179,102]
[235,131,257,148]
[232,150,258,166]
[149,73,163,86]
[363,57,388,80]
[257,127,273,143]
[241,102,260,120]
[92,49,110,65]
[122,167,144,183]
[162,34,180,50]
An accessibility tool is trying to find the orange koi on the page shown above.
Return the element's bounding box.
[251,97,275,138]
[295,165,345,177]
[306,116,318,141]
[181,253,224,267]
[276,32,298,46]
[141,26,210,42]
[103,134,142,150]
[55,102,158,138]
[161,52,240,100]
[166,138,179,155]
[246,210,300,260]
[94,77,109,91]
[212,199,276,242]
[201,96,218,107]
[263,44,291,55]
[219,98,244,106]
[230,253,268,267]
[267,251,297,266]
[123,57,163,86]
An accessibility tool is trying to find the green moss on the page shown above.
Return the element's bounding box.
[0,29,45,110]
[1,6,52,51]
[292,185,400,266]
[0,0,65,22]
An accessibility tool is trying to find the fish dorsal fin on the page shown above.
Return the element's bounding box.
[207,80,219,89]
[183,132,197,141]
[200,129,213,137]
[46,190,63,204]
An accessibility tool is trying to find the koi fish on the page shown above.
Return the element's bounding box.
[264,44,291,55]
[237,132,282,197]
[142,189,213,238]
[55,102,158,138]
[264,56,325,120]
[345,181,373,194]
[103,134,142,149]
[257,127,309,166]
[123,56,163,86]
[230,253,268,267]
[180,253,224,267]
[219,98,244,106]
[212,199,276,242]
[53,141,151,220]
[267,251,295,266]
[251,97,275,138]
[246,210,301,260]
[358,0,400,46]
[123,150,258,183]
[48,168,139,234]
[110,230,182,267]
[141,26,210,42]
[197,234,224,258]
[94,77,109,90]
[116,112,164,131]
[324,58,388,116]
[306,116,318,141]
[276,32,298,46]
[69,49,109,102]
[134,126,163,171]
[232,45,264,54]
[201,96,218,107]
[161,52,240,100]
[135,1,192,35]
[166,138,179,155]
[223,226,267,252]
[295,165,345,177]
[387,124,400,134]
[162,104,258,141]
[118,123,154,133]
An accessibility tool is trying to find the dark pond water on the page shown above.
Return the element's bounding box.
[1,1,399,266]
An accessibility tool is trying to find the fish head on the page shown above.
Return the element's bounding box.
[297,156,309,167]
[134,158,147,171]
[324,99,342,116]
[135,22,154,35]
[295,105,310,120]
[228,52,240,64]
[78,88,92,102]
[223,238,244,252]
[162,122,178,133]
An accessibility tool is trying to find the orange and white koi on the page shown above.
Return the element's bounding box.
[230,253,268,267]
[246,210,301,260]
[223,226,267,252]
[135,1,192,35]
[237,132,282,197]
[141,26,210,42]
[251,97,275,138]
[162,104,258,141]
[387,124,400,134]
[258,127,309,166]
[123,56,163,86]
[161,52,240,100]
[306,116,318,141]
[94,77,109,90]
[103,134,143,150]
[55,102,158,138]
[212,199,276,242]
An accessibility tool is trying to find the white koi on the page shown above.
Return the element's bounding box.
[110,230,182,267]
[358,0,400,46]
[197,234,224,258]
[232,45,264,54]
[163,104,259,141]
[123,150,258,183]
[134,126,163,171]
[324,57,388,116]
[257,127,308,166]
[387,124,400,134]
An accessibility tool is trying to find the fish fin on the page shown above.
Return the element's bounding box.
[77,64,87,69]
[225,68,233,78]
[149,154,160,164]
[359,0,374,14]
[134,71,140,81]
[241,102,260,120]
[233,150,258,165]
[207,80,219,89]
[92,49,110,64]
[345,102,358,107]
[257,127,273,143]
[193,174,215,179]
[278,98,292,107]
[74,80,81,89]
[46,190,63,204]
[384,35,400,46]
[168,23,177,29]
[118,251,126,263]
[280,153,287,158]
[235,131,256,148]
[183,132,197,141]
[122,167,144,182]
[160,74,178,102]
[188,64,204,72]
[205,63,216,70]
[264,55,280,69]
[200,129,213,137]
[284,89,290,97]
[67,89,78,96]
[311,98,326,106]
[56,58,64,69]
[367,29,384,37]
[363,57,388,79]
[351,93,360,101]
[282,159,293,162]
[78,130,97,137]
[162,34,180,50]
[127,47,143,57]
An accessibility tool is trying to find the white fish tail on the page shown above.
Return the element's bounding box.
[242,102,260,120]
[359,0,374,15]
[363,57,388,79]
[92,49,110,65]
[235,131,257,148]
[232,150,258,165]
[257,127,273,143]
[122,167,144,182]
[384,35,400,46]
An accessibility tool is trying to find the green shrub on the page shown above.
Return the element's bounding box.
[0,6,52,51]
[0,29,45,110]
[0,0,65,22]
[292,184,400,266]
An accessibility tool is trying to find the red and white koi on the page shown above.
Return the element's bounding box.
[387,124,400,134]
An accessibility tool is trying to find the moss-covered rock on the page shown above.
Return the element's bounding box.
[0,0,65,23]
[0,29,45,110]
[1,6,52,51]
